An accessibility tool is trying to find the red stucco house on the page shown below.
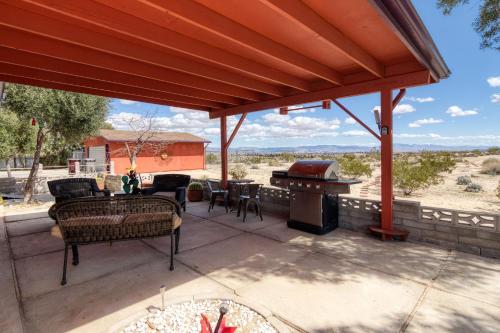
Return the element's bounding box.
[84,129,210,175]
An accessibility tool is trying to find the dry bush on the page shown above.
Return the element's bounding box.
[497,181,500,199]
[229,164,248,180]
[481,158,500,175]
[465,183,482,193]
[456,175,472,185]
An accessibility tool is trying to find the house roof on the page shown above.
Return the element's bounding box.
[0,0,449,118]
[97,129,210,144]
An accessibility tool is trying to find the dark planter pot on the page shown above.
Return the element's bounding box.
[188,189,203,202]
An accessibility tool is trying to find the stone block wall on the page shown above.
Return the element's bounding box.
[339,196,500,259]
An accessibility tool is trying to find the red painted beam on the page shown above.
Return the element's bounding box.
[210,70,432,118]
[0,73,210,111]
[0,62,224,109]
[380,89,393,232]
[22,0,310,91]
[0,26,262,101]
[226,113,247,148]
[332,100,381,141]
[143,0,343,85]
[0,3,286,97]
[220,115,228,188]
[0,46,241,106]
[261,0,384,78]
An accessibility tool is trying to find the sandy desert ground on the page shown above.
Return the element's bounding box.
[185,155,500,213]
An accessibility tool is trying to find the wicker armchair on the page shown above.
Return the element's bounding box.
[54,195,181,285]
[141,174,190,211]
[48,178,110,220]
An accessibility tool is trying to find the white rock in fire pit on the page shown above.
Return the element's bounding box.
[122,299,277,333]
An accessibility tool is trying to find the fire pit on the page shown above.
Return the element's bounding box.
[121,299,277,333]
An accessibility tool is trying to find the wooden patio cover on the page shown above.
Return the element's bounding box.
[0,0,450,236]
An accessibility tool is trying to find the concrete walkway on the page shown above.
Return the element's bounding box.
[1,201,500,333]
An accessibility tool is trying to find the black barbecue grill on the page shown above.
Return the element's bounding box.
[271,160,361,235]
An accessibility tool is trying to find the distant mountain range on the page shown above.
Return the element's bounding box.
[207,144,493,154]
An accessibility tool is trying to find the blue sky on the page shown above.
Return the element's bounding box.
[108,1,499,148]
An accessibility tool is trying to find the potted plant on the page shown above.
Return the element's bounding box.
[187,182,204,202]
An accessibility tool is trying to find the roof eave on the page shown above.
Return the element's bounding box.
[369,0,451,81]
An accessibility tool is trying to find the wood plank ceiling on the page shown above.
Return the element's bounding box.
[0,0,448,118]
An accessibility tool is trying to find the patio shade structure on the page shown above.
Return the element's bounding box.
[0,0,449,236]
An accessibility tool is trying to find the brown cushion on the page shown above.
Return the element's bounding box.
[122,212,182,229]
[61,215,125,227]
[154,191,176,199]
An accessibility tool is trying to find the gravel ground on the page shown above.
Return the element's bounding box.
[122,299,277,333]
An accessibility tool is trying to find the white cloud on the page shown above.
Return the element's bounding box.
[446,105,478,117]
[342,130,369,136]
[491,93,500,104]
[408,118,443,128]
[487,76,500,87]
[394,104,416,114]
[373,104,416,115]
[118,99,137,105]
[345,117,356,125]
[405,96,435,103]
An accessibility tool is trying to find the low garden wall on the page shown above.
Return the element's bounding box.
[191,180,500,259]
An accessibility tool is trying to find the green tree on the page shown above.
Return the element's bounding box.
[338,154,372,178]
[0,109,36,177]
[0,110,18,177]
[437,0,499,50]
[2,84,110,202]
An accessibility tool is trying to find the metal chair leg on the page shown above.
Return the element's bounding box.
[236,199,242,217]
[243,199,250,222]
[224,193,229,212]
[61,244,69,285]
[258,201,263,221]
[169,232,174,271]
[71,244,79,266]
[175,227,180,254]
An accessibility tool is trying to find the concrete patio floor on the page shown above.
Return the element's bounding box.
[1,201,500,333]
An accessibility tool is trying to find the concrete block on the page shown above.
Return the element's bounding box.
[455,243,481,256]
[476,230,500,242]
[459,236,500,250]
[421,230,458,242]
[420,237,457,250]
[480,247,500,259]
[403,219,435,231]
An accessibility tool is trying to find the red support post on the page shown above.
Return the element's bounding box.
[380,89,393,232]
[220,115,228,189]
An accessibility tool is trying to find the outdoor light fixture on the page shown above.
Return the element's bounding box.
[322,100,331,109]
[279,107,288,115]
[381,126,389,136]
[373,108,381,132]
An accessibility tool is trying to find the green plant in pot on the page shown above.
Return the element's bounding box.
[187,182,204,202]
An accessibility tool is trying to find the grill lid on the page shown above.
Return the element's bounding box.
[287,160,339,180]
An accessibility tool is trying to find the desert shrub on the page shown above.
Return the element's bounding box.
[229,164,247,180]
[465,183,482,193]
[278,152,295,162]
[267,159,281,167]
[420,151,456,173]
[480,158,500,175]
[250,164,259,169]
[487,147,500,155]
[497,181,500,199]
[393,155,443,196]
[456,175,472,185]
[206,153,218,164]
[338,154,372,178]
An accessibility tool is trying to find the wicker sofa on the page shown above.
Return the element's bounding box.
[48,178,110,220]
[53,195,181,285]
